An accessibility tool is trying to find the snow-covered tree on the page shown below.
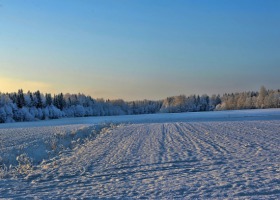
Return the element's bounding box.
[0,107,7,123]
[257,86,267,108]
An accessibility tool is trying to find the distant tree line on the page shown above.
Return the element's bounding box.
[0,86,279,123]
[160,86,280,113]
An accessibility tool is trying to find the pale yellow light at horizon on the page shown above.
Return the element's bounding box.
[0,76,120,100]
[0,77,53,94]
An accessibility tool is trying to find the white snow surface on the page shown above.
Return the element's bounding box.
[0,109,280,199]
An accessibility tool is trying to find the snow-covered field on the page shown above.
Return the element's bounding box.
[0,109,280,199]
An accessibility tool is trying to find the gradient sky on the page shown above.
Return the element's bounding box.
[0,0,279,100]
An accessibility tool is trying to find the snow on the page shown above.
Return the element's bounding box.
[1,108,280,129]
[0,109,280,199]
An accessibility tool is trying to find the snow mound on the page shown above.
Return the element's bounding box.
[0,123,119,178]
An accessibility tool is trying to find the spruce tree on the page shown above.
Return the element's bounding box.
[34,90,43,108]
[16,89,26,108]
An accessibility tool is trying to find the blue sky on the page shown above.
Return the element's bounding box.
[0,0,279,100]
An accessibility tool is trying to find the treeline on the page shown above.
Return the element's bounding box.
[0,90,162,123]
[160,86,280,113]
[0,86,279,123]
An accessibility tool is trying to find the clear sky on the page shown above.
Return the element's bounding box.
[0,0,279,100]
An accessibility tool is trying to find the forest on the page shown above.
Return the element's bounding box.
[0,86,279,123]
